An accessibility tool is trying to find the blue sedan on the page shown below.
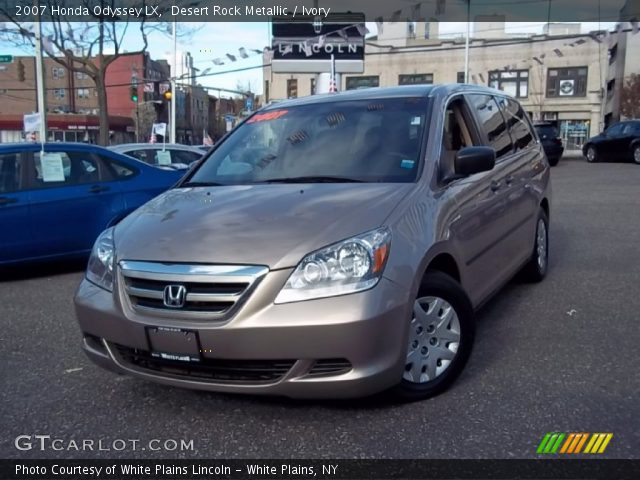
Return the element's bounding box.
[0,142,184,266]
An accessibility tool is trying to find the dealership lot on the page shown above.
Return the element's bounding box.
[1,157,639,460]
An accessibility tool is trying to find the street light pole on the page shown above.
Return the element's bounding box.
[34,8,47,143]
[464,1,471,83]
[171,20,177,144]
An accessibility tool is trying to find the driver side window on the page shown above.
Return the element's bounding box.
[440,98,477,180]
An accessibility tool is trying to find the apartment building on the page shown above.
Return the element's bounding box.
[264,21,639,150]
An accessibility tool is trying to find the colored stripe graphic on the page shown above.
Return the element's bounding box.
[538,433,612,454]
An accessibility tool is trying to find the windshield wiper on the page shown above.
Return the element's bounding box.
[257,176,365,184]
[180,181,226,187]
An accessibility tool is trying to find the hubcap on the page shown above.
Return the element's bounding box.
[634,147,640,164]
[587,148,595,162]
[536,219,548,272]
[404,296,461,384]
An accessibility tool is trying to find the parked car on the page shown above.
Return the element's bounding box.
[0,142,183,266]
[109,143,205,170]
[583,120,640,164]
[75,85,551,400]
[534,123,564,166]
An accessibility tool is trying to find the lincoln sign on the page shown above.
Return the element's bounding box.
[271,13,365,73]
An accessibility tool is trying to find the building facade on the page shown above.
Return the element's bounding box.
[264,22,639,150]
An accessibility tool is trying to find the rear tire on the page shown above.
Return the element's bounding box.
[585,145,598,163]
[391,271,475,401]
[633,145,640,165]
[520,209,549,283]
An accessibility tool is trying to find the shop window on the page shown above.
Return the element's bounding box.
[399,74,433,85]
[345,76,380,90]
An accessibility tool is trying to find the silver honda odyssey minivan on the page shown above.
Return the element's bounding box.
[75,85,551,400]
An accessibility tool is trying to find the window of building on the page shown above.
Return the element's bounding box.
[52,67,65,79]
[607,79,615,99]
[310,78,316,96]
[77,88,90,99]
[53,88,65,99]
[398,74,434,85]
[345,76,380,90]
[264,80,270,103]
[286,79,298,98]
[457,72,465,83]
[489,69,529,98]
[407,22,417,38]
[547,67,588,97]
[468,94,513,160]
[609,44,618,65]
[75,71,89,80]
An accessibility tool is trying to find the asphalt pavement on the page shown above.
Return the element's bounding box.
[1,155,639,460]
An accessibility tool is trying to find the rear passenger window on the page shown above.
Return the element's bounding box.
[33,151,100,187]
[500,98,535,150]
[468,94,513,160]
[0,153,21,193]
[101,157,136,179]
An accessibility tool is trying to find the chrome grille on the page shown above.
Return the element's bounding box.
[119,261,268,320]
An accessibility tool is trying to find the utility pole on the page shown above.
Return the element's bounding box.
[464,1,471,83]
[34,8,47,142]
[171,20,177,144]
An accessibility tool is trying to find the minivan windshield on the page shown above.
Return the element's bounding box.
[187,97,429,185]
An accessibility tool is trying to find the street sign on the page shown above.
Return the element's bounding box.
[0,55,13,63]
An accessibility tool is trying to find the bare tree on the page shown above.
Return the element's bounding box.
[0,3,196,145]
[619,73,640,119]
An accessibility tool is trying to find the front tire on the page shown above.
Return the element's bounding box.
[585,145,598,163]
[520,209,549,282]
[392,271,475,401]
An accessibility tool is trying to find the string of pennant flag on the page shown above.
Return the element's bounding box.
[205,19,637,74]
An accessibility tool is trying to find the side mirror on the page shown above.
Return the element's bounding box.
[454,146,496,177]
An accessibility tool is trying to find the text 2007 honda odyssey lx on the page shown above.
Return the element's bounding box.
[74,85,551,400]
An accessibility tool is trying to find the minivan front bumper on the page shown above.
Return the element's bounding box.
[74,272,412,399]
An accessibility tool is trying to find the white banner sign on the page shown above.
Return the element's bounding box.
[23,113,42,133]
[152,122,167,137]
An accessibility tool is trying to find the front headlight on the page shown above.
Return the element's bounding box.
[86,227,115,292]
[275,227,391,304]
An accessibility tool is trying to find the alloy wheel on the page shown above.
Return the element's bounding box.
[536,218,548,272]
[634,146,640,164]
[587,147,596,162]
[404,296,461,383]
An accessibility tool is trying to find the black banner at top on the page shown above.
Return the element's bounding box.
[2,459,640,480]
[0,0,638,22]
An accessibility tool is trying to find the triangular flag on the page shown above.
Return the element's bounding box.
[356,25,369,36]
[239,47,249,59]
[226,53,237,62]
[212,58,224,65]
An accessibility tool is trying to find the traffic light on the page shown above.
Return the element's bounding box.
[17,60,25,82]
[163,89,172,101]
[130,85,138,103]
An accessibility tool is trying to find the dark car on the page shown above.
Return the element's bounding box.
[0,142,184,266]
[109,144,205,170]
[583,120,640,164]
[534,123,564,166]
[75,85,551,400]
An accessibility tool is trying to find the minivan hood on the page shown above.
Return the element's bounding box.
[115,183,412,269]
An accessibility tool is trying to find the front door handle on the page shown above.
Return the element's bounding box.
[0,196,18,206]
[490,180,501,192]
[88,185,109,194]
